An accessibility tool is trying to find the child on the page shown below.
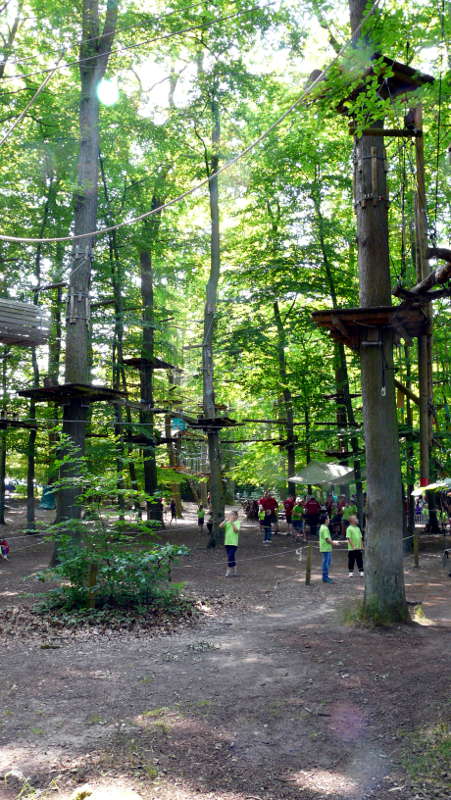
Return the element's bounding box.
[291,498,305,542]
[319,513,336,583]
[258,504,265,535]
[197,503,205,531]
[346,514,364,577]
[206,507,213,536]
[220,510,240,576]
[170,498,177,523]
[0,537,10,560]
[262,508,273,544]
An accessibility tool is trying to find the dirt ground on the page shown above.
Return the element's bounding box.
[0,501,450,800]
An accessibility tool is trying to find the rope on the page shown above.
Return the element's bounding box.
[4,0,216,68]
[0,54,64,148]
[0,3,273,84]
[0,0,383,245]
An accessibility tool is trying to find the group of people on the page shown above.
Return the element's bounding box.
[256,490,360,543]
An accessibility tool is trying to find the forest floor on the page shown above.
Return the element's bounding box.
[0,500,450,800]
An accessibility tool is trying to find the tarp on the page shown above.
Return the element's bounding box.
[411,479,450,496]
[288,461,355,486]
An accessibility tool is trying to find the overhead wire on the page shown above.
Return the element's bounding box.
[0,53,65,148]
[0,0,384,246]
[5,0,219,67]
[0,2,274,83]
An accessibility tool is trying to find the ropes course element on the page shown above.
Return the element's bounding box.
[0,0,383,246]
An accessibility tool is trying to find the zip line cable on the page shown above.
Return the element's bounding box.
[0,2,273,84]
[0,0,383,246]
[0,54,65,148]
[5,0,219,68]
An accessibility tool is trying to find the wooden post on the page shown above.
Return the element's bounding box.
[305,544,312,585]
[87,562,97,609]
[413,534,419,568]
[413,105,433,487]
[413,106,439,533]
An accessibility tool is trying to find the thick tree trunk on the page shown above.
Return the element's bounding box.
[350,0,407,621]
[203,94,225,547]
[56,0,118,547]
[273,301,296,494]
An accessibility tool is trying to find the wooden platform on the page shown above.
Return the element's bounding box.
[189,416,240,431]
[122,356,176,370]
[312,306,429,350]
[19,383,127,405]
[0,418,38,430]
[336,54,434,115]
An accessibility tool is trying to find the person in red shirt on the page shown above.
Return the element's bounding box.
[304,495,321,538]
[259,490,279,533]
[283,495,295,534]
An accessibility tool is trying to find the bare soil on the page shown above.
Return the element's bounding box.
[0,501,450,800]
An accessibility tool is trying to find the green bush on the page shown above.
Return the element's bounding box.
[37,436,189,612]
[38,541,188,611]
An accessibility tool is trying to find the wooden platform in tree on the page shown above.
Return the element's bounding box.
[325,450,363,458]
[312,306,429,350]
[122,356,176,370]
[336,54,434,115]
[19,383,126,404]
[323,392,361,400]
[0,417,38,430]
[189,416,240,431]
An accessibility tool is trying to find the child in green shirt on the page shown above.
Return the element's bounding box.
[197,503,205,531]
[319,513,336,583]
[346,514,364,577]
[220,510,241,576]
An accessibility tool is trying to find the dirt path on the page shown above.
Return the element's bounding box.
[0,507,450,800]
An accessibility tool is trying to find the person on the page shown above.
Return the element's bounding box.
[319,512,336,583]
[0,537,10,560]
[262,508,273,544]
[283,495,295,534]
[346,514,364,577]
[220,510,240,576]
[206,507,213,537]
[259,490,279,533]
[304,494,321,538]
[291,497,304,541]
[197,503,205,531]
[342,501,357,538]
[258,504,265,535]
[170,498,177,523]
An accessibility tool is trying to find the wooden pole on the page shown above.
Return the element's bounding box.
[413,105,433,488]
[305,544,312,585]
[413,533,419,568]
[413,106,439,533]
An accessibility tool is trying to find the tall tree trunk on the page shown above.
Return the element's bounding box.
[0,350,8,525]
[202,92,224,546]
[312,185,364,521]
[139,249,161,524]
[349,0,407,621]
[56,0,118,548]
[273,301,296,494]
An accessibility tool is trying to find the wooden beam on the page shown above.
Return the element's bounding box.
[394,379,420,406]
[350,127,422,137]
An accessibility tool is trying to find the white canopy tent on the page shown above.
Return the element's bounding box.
[288,461,355,486]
